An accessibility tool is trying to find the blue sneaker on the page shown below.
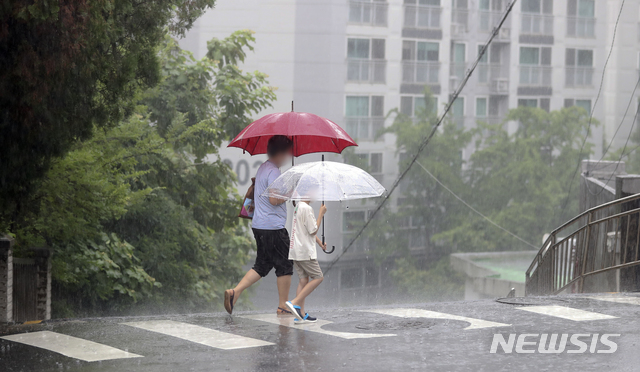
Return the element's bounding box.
[294,313,317,324]
[285,301,303,318]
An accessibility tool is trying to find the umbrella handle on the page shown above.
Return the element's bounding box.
[323,245,335,254]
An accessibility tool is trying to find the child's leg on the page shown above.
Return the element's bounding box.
[291,276,323,309]
[296,277,309,315]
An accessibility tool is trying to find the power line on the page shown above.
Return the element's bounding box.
[556,0,626,213]
[415,161,538,249]
[324,0,518,274]
[584,75,640,196]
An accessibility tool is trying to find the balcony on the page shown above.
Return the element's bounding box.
[347,59,387,84]
[345,117,385,141]
[477,64,510,94]
[349,0,388,27]
[479,10,501,32]
[451,9,469,36]
[519,65,552,86]
[521,14,554,35]
[404,5,441,29]
[402,61,440,84]
[565,67,594,87]
[567,16,595,38]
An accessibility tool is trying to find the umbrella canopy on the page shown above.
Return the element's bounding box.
[263,161,385,202]
[228,112,357,156]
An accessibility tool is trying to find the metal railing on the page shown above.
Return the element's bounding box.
[477,64,509,85]
[526,193,640,296]
[402,61,440,84]
[404,5,441,29]
[345,117,385,141]
[567,16,595,38]
[521,13,554,35]
[479,10,503,32]
[348,0,388,27]
[347,59,386,83]
[565,67,594,87]
[519,65,552,86]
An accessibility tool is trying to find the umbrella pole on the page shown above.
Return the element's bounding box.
[321,154,325,245]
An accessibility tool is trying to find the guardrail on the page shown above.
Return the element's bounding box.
[347,59,386,84]
[526,193,640,296]
[402,61,440,84]
[404,4,441,29]
[349,0,388,26]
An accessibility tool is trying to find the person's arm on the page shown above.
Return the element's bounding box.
[315,235,327,251]
[315,205,327,231]
[266,169,286,205]
[269,196,286,206]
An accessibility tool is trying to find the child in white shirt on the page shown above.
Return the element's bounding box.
[285,199,327,323]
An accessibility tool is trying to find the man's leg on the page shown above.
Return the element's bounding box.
[231,269,261,305]
[277,274,292,310]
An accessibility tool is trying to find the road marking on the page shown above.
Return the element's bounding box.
[588,296,640,306]
[240,314,396,339]
[516,305,618,321]
[362,308,510,330]
[0,331,142,362]
[122,320,273,350]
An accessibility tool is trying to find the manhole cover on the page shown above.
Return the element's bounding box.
[353,319,435,331]
[496,297,569,306]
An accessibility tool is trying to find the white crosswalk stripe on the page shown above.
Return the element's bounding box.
[516,305,618,321]
[588,296,640,306]
[362,308,511,330]
[0,331,142,362]
[122,320,274,350]
[240,313,396,339]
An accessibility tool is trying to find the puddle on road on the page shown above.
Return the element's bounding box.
[353,319,435,331]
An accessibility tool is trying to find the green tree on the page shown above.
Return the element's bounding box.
[0,0,216,230]
[15,31,276,316]
[439,106,596,252]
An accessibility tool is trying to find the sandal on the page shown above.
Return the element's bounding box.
[277,307,293,316]
[224,289,235,315]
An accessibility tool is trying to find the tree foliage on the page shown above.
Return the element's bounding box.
[13,31,276,316]
[373,94,597,299]
[0,0,217,228]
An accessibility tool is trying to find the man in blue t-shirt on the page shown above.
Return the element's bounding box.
[224,135,294,315]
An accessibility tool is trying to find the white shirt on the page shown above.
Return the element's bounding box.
[289,202,319,261]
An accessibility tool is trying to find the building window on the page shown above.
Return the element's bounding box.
[345,96,384,140]
[451,43,466,80]
[450,97,465,128]
[404,0,442,30]
[564,98,592,115]
[521,0,553,35]
[519,46,551,86]
[349,0,389,27]
[476,97,488,117]
[347,38,386,83]
[567,0,595,38]
[518,98,550,112]
[398,215,426,248]
[400,96,438,117]
[479,0,507,32]
[341,211,367,253]
[402,41,440,84]
[345,152,383,182]
[452,0,469,31]
[340,267,364,289]
[565,48,593,87]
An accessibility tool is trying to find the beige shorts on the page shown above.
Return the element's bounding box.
[293,259,324,280]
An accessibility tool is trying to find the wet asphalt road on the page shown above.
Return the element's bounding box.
[1,294,639,372]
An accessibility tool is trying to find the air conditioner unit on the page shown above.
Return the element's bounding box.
[498,27,511,40]
[492,78,509,94]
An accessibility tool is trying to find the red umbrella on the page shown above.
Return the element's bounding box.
[228,111,357,156]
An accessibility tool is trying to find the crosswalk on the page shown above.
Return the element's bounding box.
[1,295,638,363]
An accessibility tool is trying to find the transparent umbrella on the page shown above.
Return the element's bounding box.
[263,160,385,254]
[263,160,385,202]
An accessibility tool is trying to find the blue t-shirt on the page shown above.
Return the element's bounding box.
[251,160,287,230]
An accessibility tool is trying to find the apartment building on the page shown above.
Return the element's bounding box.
[180,0,640,299]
